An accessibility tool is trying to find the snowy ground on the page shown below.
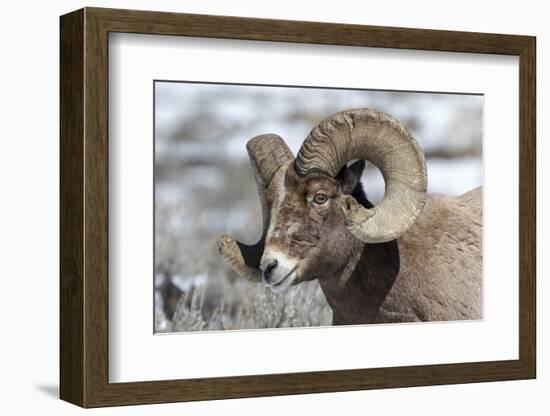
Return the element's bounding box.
[154,82,483,333]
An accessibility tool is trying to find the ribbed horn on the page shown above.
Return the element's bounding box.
[295,109,427,243]
[217,134,294,281]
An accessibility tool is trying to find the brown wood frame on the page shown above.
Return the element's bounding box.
[60,7,536,408]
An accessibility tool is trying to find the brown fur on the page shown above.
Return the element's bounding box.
[264,163,482,325]
[321,187,482,324]
[219,158,482,325]
[217,110,480,325]
[263,164,362,287]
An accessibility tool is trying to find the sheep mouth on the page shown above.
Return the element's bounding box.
[271,266,298,288]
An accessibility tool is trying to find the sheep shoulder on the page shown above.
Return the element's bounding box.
[376,187,483,323]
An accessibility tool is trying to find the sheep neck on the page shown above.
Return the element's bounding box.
[317,239,400,325]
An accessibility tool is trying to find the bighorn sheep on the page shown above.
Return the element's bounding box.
[217,109,482,325]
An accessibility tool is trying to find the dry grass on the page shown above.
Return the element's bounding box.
[157,277,332,333]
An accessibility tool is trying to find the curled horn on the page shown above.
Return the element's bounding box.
[295,108,427,243]
[217,134,293,281]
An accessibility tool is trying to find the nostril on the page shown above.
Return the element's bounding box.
[263,260,278,282]
[266,260,278,273]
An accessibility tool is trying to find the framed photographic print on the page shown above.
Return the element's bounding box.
[60,7,536,407]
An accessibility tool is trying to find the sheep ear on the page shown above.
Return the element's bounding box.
[337,160,365,195]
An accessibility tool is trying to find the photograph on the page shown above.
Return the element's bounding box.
[54,5,538,408]
[154,81,483,333]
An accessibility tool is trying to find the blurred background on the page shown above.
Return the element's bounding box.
[154,81,482,333]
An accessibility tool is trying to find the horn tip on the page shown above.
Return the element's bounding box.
[246,133,283,152]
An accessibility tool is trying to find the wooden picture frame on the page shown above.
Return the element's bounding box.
[60,7,536,408]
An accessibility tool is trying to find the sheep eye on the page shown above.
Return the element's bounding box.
[313,192,328,205]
